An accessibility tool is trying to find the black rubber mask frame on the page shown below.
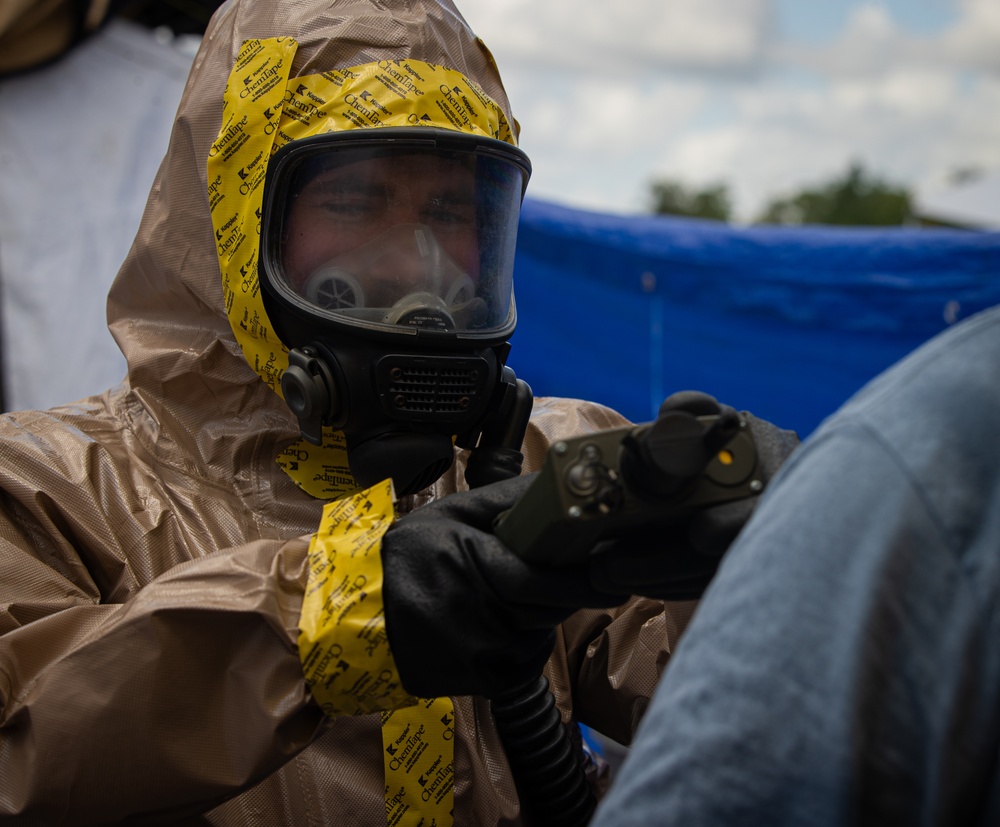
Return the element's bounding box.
[258,128,532,496]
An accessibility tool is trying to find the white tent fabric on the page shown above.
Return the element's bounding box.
[0,19,196,411]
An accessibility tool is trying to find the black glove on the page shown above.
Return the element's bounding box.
[381,475,621,700]
[590,392,799,600]
[381,394,798,697]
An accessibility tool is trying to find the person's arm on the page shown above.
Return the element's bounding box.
[0,528,324,824]
[592,423,1000,825]
[553,597,696,747]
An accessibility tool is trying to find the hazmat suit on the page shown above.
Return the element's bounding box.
[0,1,693,824]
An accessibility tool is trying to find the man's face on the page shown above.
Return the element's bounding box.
[281,152,480,306]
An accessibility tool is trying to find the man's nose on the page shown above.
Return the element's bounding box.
[363,226,436,288]
[383,187,423,226]
[386,207,422,226]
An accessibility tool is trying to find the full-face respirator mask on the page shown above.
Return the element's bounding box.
[259,128,533,496]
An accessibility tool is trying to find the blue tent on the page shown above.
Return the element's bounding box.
[509,198,1000,436]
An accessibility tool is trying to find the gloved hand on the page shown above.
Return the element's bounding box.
[380,475,621,700]
[590,392,799,600]
[381,394,798,698]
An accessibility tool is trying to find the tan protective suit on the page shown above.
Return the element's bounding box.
[0,1,694,823]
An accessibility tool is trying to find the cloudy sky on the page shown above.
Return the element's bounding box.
[457,0,1000,222]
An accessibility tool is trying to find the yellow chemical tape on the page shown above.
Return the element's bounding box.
[382,698,456,827]
[266,60,514,154]
[208,38,515,500]
[298,479,457,826]
[298,478,415,716]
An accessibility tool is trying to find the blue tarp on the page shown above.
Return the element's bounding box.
[508,198,1000,437]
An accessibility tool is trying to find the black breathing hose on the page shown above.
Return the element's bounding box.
[490,676,596,826]
[465,379,597,827]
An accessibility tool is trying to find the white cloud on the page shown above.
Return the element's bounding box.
[456,0,1000,222]
[783,0,1000,76]
[938,0,1000,69]
[778,4,900,76]
[651,61,1000,220]
[460,0,774,73]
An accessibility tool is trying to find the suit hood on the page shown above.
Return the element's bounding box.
[106,0,517,499]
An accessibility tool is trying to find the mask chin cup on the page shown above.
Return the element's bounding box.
[347,431,455,498]
[384,292,456,329]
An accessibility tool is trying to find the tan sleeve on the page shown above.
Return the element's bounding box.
[0,529,325,823]
[552,598,699,746]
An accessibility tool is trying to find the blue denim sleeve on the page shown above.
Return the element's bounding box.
[592,306,1000,826]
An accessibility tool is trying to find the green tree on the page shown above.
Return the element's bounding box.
[648,179,732,221]
[756,162,911,226]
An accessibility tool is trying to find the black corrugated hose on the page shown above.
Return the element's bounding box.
[464,378,597,827]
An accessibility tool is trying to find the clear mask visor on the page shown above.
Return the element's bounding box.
[265,139,527,336]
